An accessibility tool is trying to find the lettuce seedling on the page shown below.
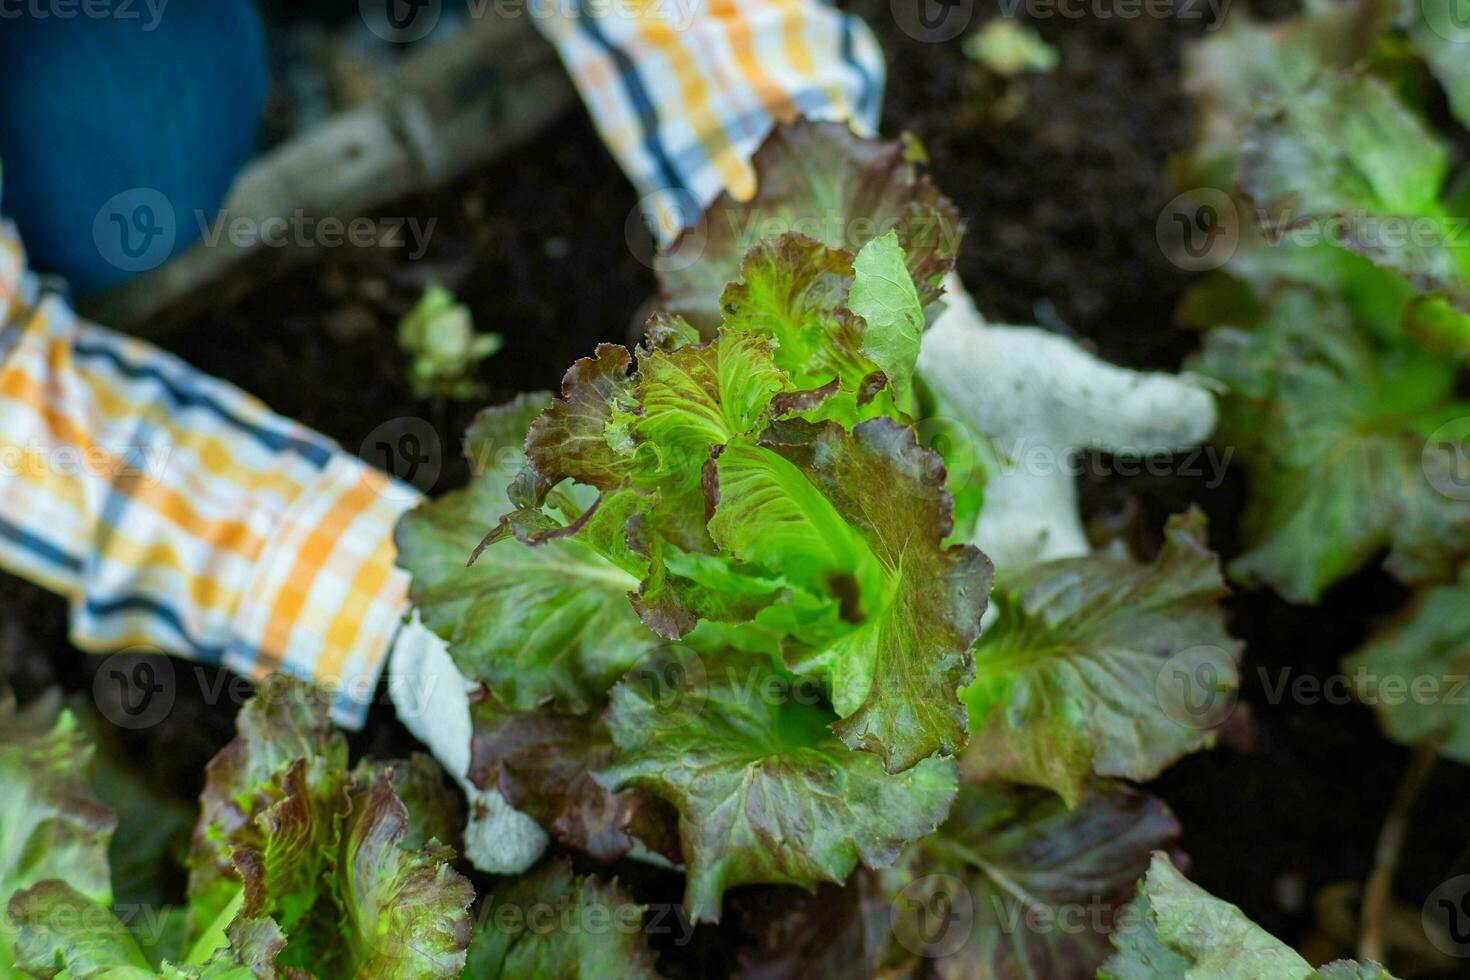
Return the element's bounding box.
[0,695,115,977]
[400,230,980,918]
[4,677,474,979]
[1177,3,1470,601]
[1192,288,1470,602]
[397,121,1242,934]
[399,284,502,402]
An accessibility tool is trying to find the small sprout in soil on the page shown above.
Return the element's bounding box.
[398,283,502,402]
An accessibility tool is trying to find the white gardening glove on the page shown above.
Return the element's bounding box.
[918,275,1218,572]
[387,613,548,874]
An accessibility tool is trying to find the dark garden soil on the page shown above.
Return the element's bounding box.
[4,4,1469,976]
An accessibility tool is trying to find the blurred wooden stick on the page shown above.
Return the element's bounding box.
[82,14,573,332]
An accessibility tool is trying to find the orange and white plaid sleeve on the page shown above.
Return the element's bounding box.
[530,0,885,241]
[0,207,417,726]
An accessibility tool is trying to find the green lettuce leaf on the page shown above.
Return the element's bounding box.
[717,234,897,426]
[849,231,925,414]
[0,696,116,976]
[7,882,284,980]
[602,652,958,923]
[1239,71,1470,312]
[1100,853,1395,979]
[1345,563,1470,761]
[1192,289,1470,601]
[186,675,348,935]
[453,232,991,773]
[1179,3,1470,360]
[1178,0,1395,187]
[464,859,659,979]
[657,120,962,333]
[721,418,990,772]
[884,782,1178,979]
[396,393,657,713]
[351,753,464,854]
[331,774,475,978]
[188,676,473,978]
[8,880,152,979]
[960,511,1239,804]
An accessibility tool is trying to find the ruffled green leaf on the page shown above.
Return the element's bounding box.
[884,782,1178,979]
[351,753,464,855]
[9,885,290,980]
[1239,71,1468,308]
[1192,289,1470,601]
[960,511,1239,804]
[333,775,474,978]
[733,418,990,772]
[1178,0,1394,186]
[396,393,656,713]
[525,347,638,490]
[187,675,347,936]
[464,859,659,979]
[620,330,787,486]
[189,677,472,978]
[1101,853,1395,979]
[718,234,897,427]
[8,880,152,979]
[0,697,116,976]
[603,653,958,923]
[658,120,962,333]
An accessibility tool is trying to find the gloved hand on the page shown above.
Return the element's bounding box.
[387,613,550,874]
[918,275,1219,572]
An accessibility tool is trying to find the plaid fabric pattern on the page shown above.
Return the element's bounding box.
[531,0,885,240]
[0,0,884,726]
[0,215,416,725]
